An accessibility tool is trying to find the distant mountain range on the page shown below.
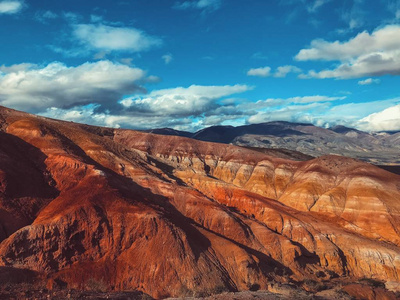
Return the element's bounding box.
[145,122,400,165]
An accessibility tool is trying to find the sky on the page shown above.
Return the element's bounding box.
[0,0,399,132]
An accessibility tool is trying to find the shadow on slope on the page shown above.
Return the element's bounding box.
[0,132,59,241]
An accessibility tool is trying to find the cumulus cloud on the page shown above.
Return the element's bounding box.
[162,53,173,64]
[120,84,252,117]
[274,65,302,78]
[0,0,22,14]
[358,78,380,85]
[174,0,222,12]
[247,66,301,78]
[301,52,400,79]
[357,104,400,131]
[72,23,162,52]
[0,60,148,112]
[296,25,400,61]
[297,25,400,79]
[247,66,271,77]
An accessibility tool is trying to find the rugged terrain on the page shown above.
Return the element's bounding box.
[0,106,399,299]
[147,122,400,165]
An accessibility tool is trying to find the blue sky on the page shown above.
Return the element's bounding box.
[0,0,399,132]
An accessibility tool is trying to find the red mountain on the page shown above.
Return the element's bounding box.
[0,106,399,298]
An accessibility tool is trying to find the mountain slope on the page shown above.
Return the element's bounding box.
[0,106,399,298]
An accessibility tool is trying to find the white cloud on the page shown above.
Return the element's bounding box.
[247,95,345,109]
[296,25,400,78]
[0,63,36,73]
[357,104,400,131]
[0,0,22,14]
[162,53,173,64]
[301,51,400,79]
[287,95,345,103]
[174,0,222,12]
[313,98,400,130]
[247,66,302,78]
[248,102,329,124]
[121,84,252,117]
[0,60,148,112]
[274,65,302,78]
[72,24,162,52]
[296,25,400,61]
[247,65,301,78]
[247,66,271,77]
[235,94,347,126]
[42,106,103,125]
[358,78,380,85]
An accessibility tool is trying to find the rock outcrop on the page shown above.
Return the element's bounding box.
[0,106,399,298]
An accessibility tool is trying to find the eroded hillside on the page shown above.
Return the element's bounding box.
[0,106,399,298]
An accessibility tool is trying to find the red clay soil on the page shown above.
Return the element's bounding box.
[0,106,399,298]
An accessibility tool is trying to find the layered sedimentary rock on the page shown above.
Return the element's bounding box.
[0,106,399,298]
